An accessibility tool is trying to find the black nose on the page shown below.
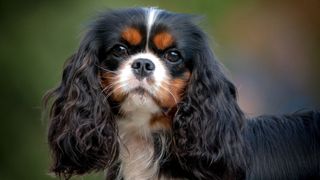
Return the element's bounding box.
[131,58,155,79]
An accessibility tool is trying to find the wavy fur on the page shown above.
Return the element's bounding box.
[44,32,119,178]
[172,35,246,178]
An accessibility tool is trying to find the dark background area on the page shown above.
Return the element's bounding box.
[0,0,319,179]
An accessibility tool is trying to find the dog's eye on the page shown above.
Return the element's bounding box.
[165,50,181,63]
[111,45,128,57]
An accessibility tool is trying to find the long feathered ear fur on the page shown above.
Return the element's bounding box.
[173,30,246,178]
[44,32,118,178]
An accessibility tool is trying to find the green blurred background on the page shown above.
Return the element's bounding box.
[0,0,319,179]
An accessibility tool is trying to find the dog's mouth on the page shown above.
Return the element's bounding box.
[132,87,147,94]
[129,86,154,99]
[124,85,163,107]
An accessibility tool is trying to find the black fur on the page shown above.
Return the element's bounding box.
[44,30,119,178]
[171,28,246,179]
[44,8,320,180]
[244,111,320,179]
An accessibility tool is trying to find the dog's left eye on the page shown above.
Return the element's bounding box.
[111,44,128,57]
[164,50,181,63]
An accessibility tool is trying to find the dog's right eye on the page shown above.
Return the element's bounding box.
[111,45,128,57]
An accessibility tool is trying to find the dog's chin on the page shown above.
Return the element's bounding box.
[131,87,149,95]
[120,86,162,115]
[128,87,154,101]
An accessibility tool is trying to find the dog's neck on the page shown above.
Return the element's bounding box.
[116,94,169,179]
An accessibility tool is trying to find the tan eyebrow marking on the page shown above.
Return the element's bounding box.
[121,27,142,45]
[153,32,174,50]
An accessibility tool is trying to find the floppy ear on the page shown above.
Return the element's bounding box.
[44,32,118,178]
[173,34,245,176]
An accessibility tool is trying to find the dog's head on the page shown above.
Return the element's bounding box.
[45,7,244,178]
[99,8,192,109]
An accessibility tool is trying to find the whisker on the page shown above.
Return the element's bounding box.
[161,80,187,98]
[161,80,182,88]
[105,84,127,99]
[158,85,178,105]
[101,78,131,94]
[101,82,118,93]
[95,64,119,74]
[103,76,121,80]
[104,83,122,97]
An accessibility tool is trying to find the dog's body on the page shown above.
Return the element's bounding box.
[244,111,320,179]
[108,110,320,180]
[45,7,320,180]
[148,111,320,180]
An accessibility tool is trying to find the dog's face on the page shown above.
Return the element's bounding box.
[99,8,193,110]
[46,7,244,178]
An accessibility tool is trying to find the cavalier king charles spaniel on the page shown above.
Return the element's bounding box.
[45,7,320,180]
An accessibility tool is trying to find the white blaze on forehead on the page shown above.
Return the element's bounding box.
[145,7,161,49]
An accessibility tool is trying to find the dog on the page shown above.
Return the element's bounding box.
[44,7,320,180]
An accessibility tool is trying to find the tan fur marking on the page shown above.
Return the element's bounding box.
[150,114,171,130]
[100,72,126,102]
[153,32,174,50]
[157,71,191,108]
[121,27,142,45]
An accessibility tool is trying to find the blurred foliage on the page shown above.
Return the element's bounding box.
[0,0,318,179]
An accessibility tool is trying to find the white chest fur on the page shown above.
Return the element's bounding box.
[117,94,163,180]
